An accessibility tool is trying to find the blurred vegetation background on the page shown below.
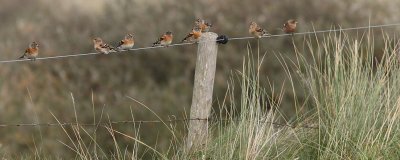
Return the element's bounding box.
[0,0,399,158]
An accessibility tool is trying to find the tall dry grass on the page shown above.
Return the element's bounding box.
[173,31,400,159]
[1,0,400,158]
[6,31,400,159]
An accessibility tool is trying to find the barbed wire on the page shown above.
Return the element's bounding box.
[0,118,318,129]
[0,23,399,64]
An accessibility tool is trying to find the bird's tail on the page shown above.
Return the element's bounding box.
[181,34,192,43]
[106,45,117,53]
[116,46,122,51]
[263,31,271,36]
[275,28,284,32]
[152,41,160,47]
[18,54,25,59]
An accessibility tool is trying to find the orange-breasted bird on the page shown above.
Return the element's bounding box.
[152,31,173,47]
[182,27,202,43]
[19,41,39,61]
[283,19,298,35]
[195,18,212,33]
[249,22,270,38]
[93,37,116,54]
[116,33,135,51]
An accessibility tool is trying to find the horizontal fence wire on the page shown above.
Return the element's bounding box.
[0,118,318,129]
[0,22,399,64]
[0,23,397,129]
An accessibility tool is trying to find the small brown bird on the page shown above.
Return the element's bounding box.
[93,37,116,54]
[182,27,202,43]
[195,18,212,33]
[283,19,298,35]
[116,33,135,51]
[249,22,270,38]
[19,41,39,61]
[152,31,173,47]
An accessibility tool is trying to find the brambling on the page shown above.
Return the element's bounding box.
[283,19,298,35]
[195,18,212,33]
[19,41,39,61]
[116,33,135,51]
[182,27,202,43]
[152,31,173,47]
[249,22,270,38]
[93,37,116,54]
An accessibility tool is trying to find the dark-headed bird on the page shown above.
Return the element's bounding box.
[19,41,39,61]
[116,33,135,51]
[195,18,212,33]
[93,37,116,54]
[282,19,298,35]
[152,31,173,47]
[182,27,202,43]
[249,22,270,38]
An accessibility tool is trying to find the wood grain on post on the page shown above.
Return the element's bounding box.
[186,32,218,151]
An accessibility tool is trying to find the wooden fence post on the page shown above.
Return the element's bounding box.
[186,32,219,151]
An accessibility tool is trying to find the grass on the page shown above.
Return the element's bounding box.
[176,31,400,159]
[3,31,400,159]
[2,1,400,157]
[294,32,400,159]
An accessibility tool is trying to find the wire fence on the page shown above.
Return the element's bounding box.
[0,22,399,130]
[0,22,399,64]
[0,118,318,129]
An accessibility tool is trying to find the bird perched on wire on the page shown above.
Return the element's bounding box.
[116,33,135,51]
[93,37,116,54]
[19,41,39,61]
[182,27,202,43]
[195,18,212,33]
[152,31,173,47]
[282,19,298,35]
[249,22,270,38]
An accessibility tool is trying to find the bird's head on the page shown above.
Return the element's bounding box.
[249,21,257,28]
[125,34,134,39]
[30,41,39,48]
[93,37,103,44]
[195,18,203,25]
[288,19,298,24]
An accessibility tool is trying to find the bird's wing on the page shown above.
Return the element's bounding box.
[182,32,194,42]
[100,43,115,50]
[153,35,165,45]
[255,26,264,32]
[117,40,125,47]
[160,35,167,41]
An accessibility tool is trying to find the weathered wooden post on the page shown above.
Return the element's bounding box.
[186,32,219,151]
